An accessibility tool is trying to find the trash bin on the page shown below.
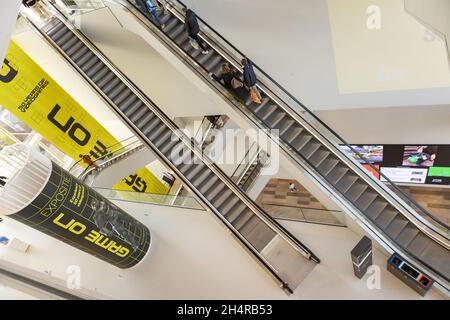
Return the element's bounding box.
[387,253,433,296]
[351,236,372,279]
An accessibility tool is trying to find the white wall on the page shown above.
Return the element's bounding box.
[405,0,450,59]
[0,0,21,63]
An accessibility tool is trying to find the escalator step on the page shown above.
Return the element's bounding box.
[113,89,135,106]
[169,24,185,39]
[154,129,173,148]
[211,188,233,208]
[80,56,101,73]
[205,178,228,203]
[326,165,349,185]
[47,22,65,38]
[108,83,128,102]
[55,31,75,47]
[69,44,91,63]
[336,174,359,194]
[191,169,212,187]
[309,150,331,167]
[102,77,123,96]
[242,220,276,252]
[257,104,278,121]
[205,55,223,72]
[50,25,70,42]
[407,233,431,256]
[199,175,220,194]
[317,157,339,176]
[76,51,95,68]
[396,224,420,248]
[96,71,116,90]
[60,34,79,52]
[291,134,312,151]
[91,65,110,84]
[238,214,261,235]
[225,202,247,223]
[232,209,254,230]
[141,117,161,136]
[85,60,107,78]
[135,112,155,129]
[160,138,180,157]
[374,207,398,229]
[147,123,167,141]
[118,91,139,111]
[354,192,378,211]
[65,39,85,57]
[185,163,205,180]
[346,183,369,202]
[300,141,321,159]
[277,118,295,136]
[283,126,304,143]
[385,217,409,239]
[365,199,388,220]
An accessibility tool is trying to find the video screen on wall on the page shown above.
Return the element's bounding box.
[340,144,450,186]
[341,145,383,164]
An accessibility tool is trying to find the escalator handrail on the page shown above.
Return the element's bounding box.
[160,0,449,233]
[27,2,321,291]
[110,0,450,286]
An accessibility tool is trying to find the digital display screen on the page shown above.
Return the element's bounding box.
[380,167,428,184]
[339,144,450,186]
[341,145,383,164]
[402,146,438,167]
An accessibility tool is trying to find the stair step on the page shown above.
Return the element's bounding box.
[309,150,331,167]
[300,141,321,159]
[407,233,431,256]
[354,192,378,211]
[346,183,369,202]
[336,174,359,193]
[374,207,398,229]
[199,176,220,195]
[365,199,388,220]
[242,221,276,252]
[232,209,254,230]
[212,189,234,208]
[326,166,350,185]
[385,217,409,239]
[396,224,420,248]
[224,202,247,223]
[218,196,240,216]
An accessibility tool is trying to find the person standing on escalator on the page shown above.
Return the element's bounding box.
[182,7,209,55]
[242,58,262,103]
[145,0,165,29]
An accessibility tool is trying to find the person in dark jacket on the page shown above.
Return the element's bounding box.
[212,63,248,101]
[241,58,262,100]
[182,8,209,54]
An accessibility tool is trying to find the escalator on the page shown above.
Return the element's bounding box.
[20,2,320,293]
[74,0,449,291]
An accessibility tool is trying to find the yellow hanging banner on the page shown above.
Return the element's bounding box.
[0,40,168,195]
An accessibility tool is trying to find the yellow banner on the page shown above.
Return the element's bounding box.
[0,40,168,195]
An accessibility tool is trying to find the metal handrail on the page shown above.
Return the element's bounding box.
[155,0,449,233]
[114,0,450,241]
[99,0,450,287]
[24,1,322,292]
[100,0,450,290]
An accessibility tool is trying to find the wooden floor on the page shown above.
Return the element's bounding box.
[399,186,450,226]
[257,179,450,227]
[256,178,327,210]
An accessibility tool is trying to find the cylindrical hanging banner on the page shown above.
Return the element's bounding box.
[8,161,151,269]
